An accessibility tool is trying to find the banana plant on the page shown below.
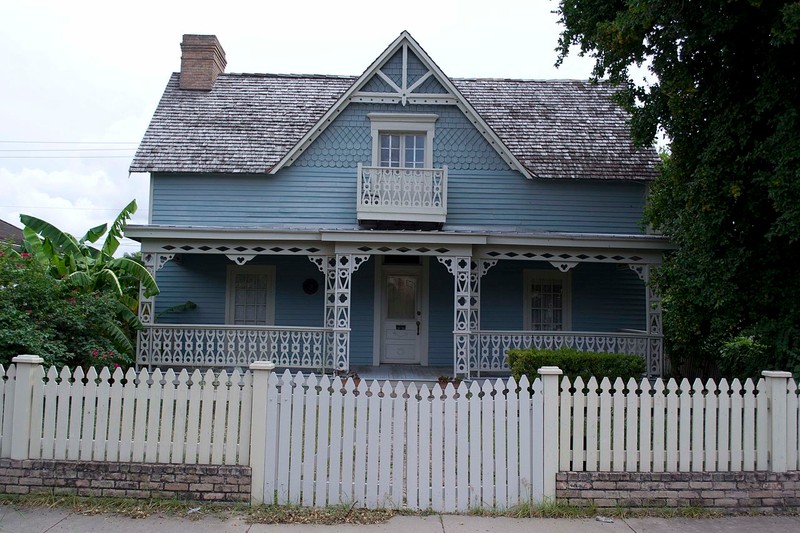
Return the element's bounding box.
[20,199,159,307]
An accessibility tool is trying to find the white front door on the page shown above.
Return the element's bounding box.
[381,270,424,364]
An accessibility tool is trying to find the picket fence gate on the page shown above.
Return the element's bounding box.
[259,370,546,511]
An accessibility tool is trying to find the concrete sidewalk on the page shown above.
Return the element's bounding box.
[1,505,799,532]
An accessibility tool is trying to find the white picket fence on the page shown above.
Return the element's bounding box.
[261,371,545,511]
[558,373,800,473]
[2,355,799,510]
[0,359,252,465]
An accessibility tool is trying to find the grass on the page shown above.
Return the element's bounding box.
[0,493,787,524]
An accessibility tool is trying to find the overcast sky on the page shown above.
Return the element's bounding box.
[0,0,595,255]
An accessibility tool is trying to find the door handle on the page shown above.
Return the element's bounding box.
[416,320,421,335]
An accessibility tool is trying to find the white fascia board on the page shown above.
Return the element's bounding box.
[485,233,674,251]
[320,230,487,245]
[124,225,322,243]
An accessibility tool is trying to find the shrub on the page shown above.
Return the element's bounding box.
[716,334,767,380]
[507,347,646,382]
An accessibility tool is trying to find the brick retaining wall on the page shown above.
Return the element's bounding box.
[0,459,251,502]
[557,471,800,512]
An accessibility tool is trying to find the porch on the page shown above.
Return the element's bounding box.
[129,227,668,378]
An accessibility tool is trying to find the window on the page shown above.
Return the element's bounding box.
[368,113,437,168]
[524,270,571,331]
[225,265,276,325]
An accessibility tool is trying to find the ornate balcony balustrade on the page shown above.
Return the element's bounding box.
[137,325,331,369]
[357,163,448,223]
[472,330,662,377]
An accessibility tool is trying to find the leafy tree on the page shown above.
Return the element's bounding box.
[0,243,131,368]
[556,0,800,376]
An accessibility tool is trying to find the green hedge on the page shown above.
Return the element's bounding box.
[507,347,646,382]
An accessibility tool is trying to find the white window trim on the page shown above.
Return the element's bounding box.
[368,113,438,167]
[523,269,572,331]
[225,265,276,325]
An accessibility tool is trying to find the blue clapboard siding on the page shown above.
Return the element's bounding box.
[154,255,324,327]
[151,170,646,234]
[428,259,455,366]
[349,261,375,366]
[480,261,646,332]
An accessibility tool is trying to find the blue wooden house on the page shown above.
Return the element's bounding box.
[128,32,668,379]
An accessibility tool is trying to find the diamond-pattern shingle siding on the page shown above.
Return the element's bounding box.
[130,73,658,180]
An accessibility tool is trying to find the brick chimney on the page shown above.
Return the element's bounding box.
[179,34,226,90]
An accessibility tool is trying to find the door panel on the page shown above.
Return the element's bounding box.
[382,273,422,364]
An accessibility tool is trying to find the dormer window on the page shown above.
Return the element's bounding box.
[369,113,437,168]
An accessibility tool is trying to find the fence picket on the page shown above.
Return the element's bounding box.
[455,380,469,511]
[328,377,344,506]
[652,379,666,472]
[223,369,242,465]
[417,384,431,510]
[352,379,369,507]
[678,379,691,472]
[624,378,638,472]
[28,365,45,460]
[787,379,799,470]
[66,367,85,460]
[340,378,357,504]
[197,369,216,464]
[756,378,769,469]
[559,378,571,471]
[506,377,519,508]
[571,377,585,473]
[598,377,612,471]
[184,370,203,465]
[378,381,394,508]
[117,368,137,462]
[293,372,311,505]
[612,377,625,471]
[391,381,406,509]
[742,379,756,470]
[467,381,481,509]
[704,378,717,471]
[517,376,532,501]
[480,380,494,508]
[584,377,598,472]
[716,379,730,472]
[41,367,59,460]
[494,379,507,509]
[365,381,381,508]
[729,379,743,471]
[92,368,112,462]
[276,370,294,503]
[314,376,332,507]
[144,369,163,463]
[406,382,419,510]
[639,379,652,472]
[263,371,280,503]
[211,370,229,465]
[430,383,444,511]
[0,365,10,458]
[171,370,190,464]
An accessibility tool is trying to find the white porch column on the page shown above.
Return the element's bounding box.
[310,256,337,369]
[470,259,497,374]
[642,265,664,377]
[331,254,370,372]
[137,253,174,368]
[437,256,472,379]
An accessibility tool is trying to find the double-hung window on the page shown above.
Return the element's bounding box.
[523,270,572,331]
[369,113,437,168]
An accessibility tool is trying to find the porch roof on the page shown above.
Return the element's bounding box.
[125,224,673,263]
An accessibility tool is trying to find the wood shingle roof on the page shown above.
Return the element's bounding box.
[130,72,658,180]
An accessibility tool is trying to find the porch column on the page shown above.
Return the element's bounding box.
[470,260,497,374]
[310,256,337,369]
[644,265,664,377]
[332,254,370,372]
[630,264,664,377]
[437,256,472,379]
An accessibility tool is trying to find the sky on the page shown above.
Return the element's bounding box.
[0,0,596,255]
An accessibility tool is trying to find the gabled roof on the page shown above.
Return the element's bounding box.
[131,34,659,181]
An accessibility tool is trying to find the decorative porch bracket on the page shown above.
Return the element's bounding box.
[311,255,369,371]
[438,256,472,379]
[469,260,497,371]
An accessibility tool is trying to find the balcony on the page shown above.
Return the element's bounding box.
[357,163,448,224]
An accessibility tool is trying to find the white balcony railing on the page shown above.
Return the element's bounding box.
[137,325,331,369]
[357,163,447,223]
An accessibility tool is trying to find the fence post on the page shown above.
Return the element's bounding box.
[10,354,44,460]
[249,360,276,504]
[539,366,563,501]
[763,370,792,472]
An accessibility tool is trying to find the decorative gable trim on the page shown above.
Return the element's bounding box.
[270,31,534,179]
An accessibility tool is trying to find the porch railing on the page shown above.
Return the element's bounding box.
[472,330,662,376]
[357,163,448,223]
[137,325,331,369]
